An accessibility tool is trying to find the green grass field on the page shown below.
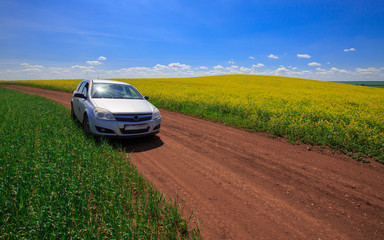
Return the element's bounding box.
[0,87,199,239]
[1,74,383,163]
[336,81,384,89]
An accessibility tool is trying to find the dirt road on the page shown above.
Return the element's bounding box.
[3,85,384,239]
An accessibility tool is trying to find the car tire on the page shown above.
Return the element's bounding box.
[70,103,75,119]
[83,114,91,136]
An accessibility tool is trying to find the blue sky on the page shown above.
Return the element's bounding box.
[1,0,383,81]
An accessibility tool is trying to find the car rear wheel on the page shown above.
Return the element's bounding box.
[70,103,75,119]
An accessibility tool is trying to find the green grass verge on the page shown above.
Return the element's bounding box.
[0,87,199,239]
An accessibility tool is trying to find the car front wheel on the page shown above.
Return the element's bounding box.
[83,115,91,135]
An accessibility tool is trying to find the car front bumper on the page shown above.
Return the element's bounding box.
[89,114,161,137]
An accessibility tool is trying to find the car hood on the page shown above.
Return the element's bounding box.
[92,99,154,114]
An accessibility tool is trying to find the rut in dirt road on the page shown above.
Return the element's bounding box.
[3,84,384,240]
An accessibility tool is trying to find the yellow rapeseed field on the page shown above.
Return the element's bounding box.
[2,74,384,162]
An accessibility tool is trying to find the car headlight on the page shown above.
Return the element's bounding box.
[152,108,161,120]
[94,107,115,121]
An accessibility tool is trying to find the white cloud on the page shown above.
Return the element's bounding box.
[47,67,71,74]
[252,63,264,68]
[20,63,44,69]
[330,67,348,73]
[2,61,384,82]
[153,64,168,71]
[249,56,255,59]
[213,65,224,70]
[267,65,311,77]
[228,59,235,64]
[226,65,239,70]
[86,60,102,65]
[71,65,95,72]
[344,48,356,52]
[308,62,321,67]
[297,54,311,59]
[20,63,44,72]
[275,65,289,73]
[117,67,151,74]
[268,54,279,59]
[240,67,251,72]
[152,63,192,72]
[355,67,381,74]
[22,68,43,72]
[86,56,106,65]
[215,65,252,74]
[168,62,191,70]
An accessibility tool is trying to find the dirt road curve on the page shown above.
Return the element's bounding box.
[3,85,384,240]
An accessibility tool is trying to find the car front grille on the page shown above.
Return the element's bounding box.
[114,113,152,122]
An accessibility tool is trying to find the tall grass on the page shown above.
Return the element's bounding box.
[0,87,199,239]
[1,74,383,162]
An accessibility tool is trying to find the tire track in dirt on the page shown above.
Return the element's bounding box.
[3,84,384,240]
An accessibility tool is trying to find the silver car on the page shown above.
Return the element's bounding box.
[71,79,161,137]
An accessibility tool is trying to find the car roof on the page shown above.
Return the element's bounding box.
[90,79,132,85]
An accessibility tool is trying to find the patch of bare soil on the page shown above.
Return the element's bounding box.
[4,85,384,240]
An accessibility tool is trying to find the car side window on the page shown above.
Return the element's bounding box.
[81,83,89,97]
[78,82,86,93]
[77,82,85,92]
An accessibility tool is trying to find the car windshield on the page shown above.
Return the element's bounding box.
[91,83,143,99]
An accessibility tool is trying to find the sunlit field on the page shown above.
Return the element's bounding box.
[2,74,383,162]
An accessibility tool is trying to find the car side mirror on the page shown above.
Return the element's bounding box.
[144,96,149,100]
[74,93,86,99]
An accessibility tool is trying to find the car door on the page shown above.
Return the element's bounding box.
[77,82,89,123]
[73,81,85,120]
